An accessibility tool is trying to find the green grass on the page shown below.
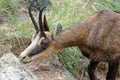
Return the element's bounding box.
[47,0,120,30]
[0,0,120,79]
[0,0,19,19]
[58,47,83,79]
[46,0,93,30]
[0,0,19,42]
[0,19,33,42]
[0,0,33,43]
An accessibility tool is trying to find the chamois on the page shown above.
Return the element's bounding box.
[19,2,120,80]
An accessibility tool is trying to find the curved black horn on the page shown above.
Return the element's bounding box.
[39,7,46,37]
[43,14,49,31]
[28,2,39,33]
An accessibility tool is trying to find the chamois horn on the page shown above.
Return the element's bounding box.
[28,2,39,33]
[39,7,46,37]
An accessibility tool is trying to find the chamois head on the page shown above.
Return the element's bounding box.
[19,2,62,62]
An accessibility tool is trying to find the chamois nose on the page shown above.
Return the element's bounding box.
[19,55,26,62]
[19,52,32,63]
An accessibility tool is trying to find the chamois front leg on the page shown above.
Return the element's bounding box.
[87,60,99,80]
[106,59,119,80]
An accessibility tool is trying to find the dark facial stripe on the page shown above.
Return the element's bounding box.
[28,45,46,57]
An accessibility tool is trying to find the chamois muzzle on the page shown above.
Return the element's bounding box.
[28,38,50,57]
[19,36,50,63]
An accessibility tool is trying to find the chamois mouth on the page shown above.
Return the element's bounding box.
[19,55,32,63]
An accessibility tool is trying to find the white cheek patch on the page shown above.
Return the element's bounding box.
[31,34,36,41]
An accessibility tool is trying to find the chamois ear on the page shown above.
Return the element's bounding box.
[53,23,62,37]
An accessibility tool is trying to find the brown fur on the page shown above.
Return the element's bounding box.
[54,10,120,62]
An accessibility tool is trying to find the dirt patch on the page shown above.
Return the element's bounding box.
[10,37,31,55]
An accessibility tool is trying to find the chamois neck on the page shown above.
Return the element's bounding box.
[54,12,99,49]
[55,23,88,48]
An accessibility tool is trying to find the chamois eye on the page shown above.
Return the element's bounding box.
[40,39,50,45]
[40,41,44,45]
